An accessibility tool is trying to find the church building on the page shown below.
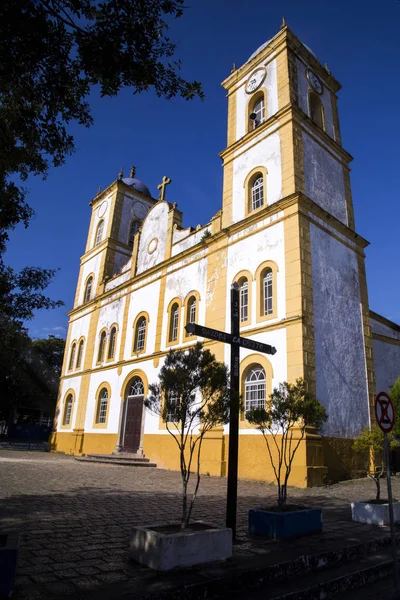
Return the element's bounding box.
[51,24,400,486]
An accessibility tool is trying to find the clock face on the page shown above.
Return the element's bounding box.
[97,201,108,218]
[245,68,267,94]
[306,69,323,95]
[148,238,158,255]
[132,201,147,220]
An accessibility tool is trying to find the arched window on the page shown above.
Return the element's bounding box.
[248,91,266,132]
[245,365,266,413]
[128,220,140,246]
[96,388,109,424]
[128,377,144,397]
[186,296,197,336]
[63,394,73,426]
[108,327,117,359]
[169,302,180,343]
[95,220,104,246]
[68,343,76,371]
[262,268,273,316]
[76,340,84,369]
[309,92,324,130]
[239,278,249,323]
[97,331,107,363]
[134,317,147,352]
[84,276,93,303]
[251,175,264,211]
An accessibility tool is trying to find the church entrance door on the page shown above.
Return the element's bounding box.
[121,377,145,453]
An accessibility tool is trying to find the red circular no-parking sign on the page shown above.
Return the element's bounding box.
[375,392,395,433]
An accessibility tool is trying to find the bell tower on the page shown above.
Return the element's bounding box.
[220,23,354,232]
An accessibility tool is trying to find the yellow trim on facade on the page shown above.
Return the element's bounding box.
[165,297,183,348]
[132,310,150,355]
[254,260,279,323]
[244,166,268,217]
[183,290,201,341]
[239,353,274,429]
[92,381,112,429]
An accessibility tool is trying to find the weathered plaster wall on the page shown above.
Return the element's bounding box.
[125,278,161,360]
[161,257,208,351]
[117,196,151,246]
[226,219,286,328]
[92,296,126,369]
[78,253,102,305]
[231,128,282,224]
[172,226,211,256]
[371,317,400,341]
[303,133,347,225]
[296,58,335,140]
[235,57,279,141]
[105,259,132,292]
[137,202,169,274]
[373,339,400,394]
[311,224,369,437]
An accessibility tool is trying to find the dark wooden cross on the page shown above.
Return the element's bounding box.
[185,282,277,538]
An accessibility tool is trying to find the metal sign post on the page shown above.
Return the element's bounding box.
[375,391,398,593]
[185,283,277,538]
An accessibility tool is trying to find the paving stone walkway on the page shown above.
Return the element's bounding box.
[1,449,400,599]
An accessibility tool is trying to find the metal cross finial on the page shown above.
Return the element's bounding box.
[118,166,124,180]
[157,175,172,202]
[130,165,136,178]
[281,16,286,28]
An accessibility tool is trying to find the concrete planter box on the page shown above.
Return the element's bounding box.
[130,521,232,571]
[0,532,19,598]
[249,507,322,539]
[351,500,400,525]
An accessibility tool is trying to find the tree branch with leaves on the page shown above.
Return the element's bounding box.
[145,343,230,529]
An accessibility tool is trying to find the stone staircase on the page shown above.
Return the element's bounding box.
[74,453,157,467]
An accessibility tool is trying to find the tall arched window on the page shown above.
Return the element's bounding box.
[239,278,249,323]
[108,327,117,359]
[96,388,109,424]
[251,175,264,211]
[68,343,76,371]
[97,331,107,362]
[134,317,147,352]
[169,302,179,343]
[309,92,324,130]
[262,268,273,316]
[95,220,104,246]
[128,220,140,246]
[166,390,179,423]
[63,394,73,426]
[248,91,266,132]
[185,296,197,336]
[76,340,84,369]
[84,276,93,303]
[245,365,266,413]
[252,97,265,128]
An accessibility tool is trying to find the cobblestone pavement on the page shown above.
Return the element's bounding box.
[2,449,400,599]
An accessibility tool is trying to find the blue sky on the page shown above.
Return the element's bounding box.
[6,0,400,339]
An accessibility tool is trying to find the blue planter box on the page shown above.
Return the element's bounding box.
[0,532,19,598]
[249,507,322,539]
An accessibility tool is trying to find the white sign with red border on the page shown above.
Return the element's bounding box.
[375,391,395,433]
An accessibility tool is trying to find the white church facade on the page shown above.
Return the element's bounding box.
[51,24,400,486]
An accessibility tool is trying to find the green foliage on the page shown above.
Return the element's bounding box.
[353,425,399,501]
[145,343,230,527]
[0,0,203,252]
[247,379,327,507]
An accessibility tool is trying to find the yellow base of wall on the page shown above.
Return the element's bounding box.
[51,430,358,487]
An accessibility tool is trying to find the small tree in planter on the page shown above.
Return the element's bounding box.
[246,379,327,538]
[130,343,232,570]
[351,425,400,525]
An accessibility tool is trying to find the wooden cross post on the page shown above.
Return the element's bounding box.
[157,175,172,202]
[185,283,277,538]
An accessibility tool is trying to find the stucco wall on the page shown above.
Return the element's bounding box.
[231,128,282,224]
[373,339,400,394]
[303,133,347,225]
[117,195,151,246]
[310,224,369,437]
[137,202,169,274]
[296,58,335,140]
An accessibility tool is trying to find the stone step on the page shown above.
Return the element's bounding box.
[86,453,150,462]
[247,550,395,600]
[74,457,157,467]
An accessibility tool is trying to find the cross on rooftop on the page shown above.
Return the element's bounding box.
[157,175,172,202]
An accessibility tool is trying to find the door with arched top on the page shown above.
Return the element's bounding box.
[121,377,144,453]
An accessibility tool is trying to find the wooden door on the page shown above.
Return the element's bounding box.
[122,397,143,453]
